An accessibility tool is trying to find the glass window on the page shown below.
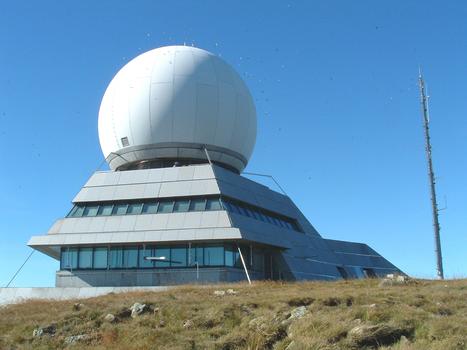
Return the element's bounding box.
[225,245,235,267]
[155,247,171,267]
[83,205,99,217]
[189,246,204,266]
[189,198,206,211]
[127,203,143,215]
[112,204,128,215]
[61,248,78,269]
[69,206,84,217]
[68,206,79,217]
[78,247,93,269]
[243,207,256,218]
[204,246,224,266]
[276,218,287,228]
[123,246,138,268]
[171,246,187,267]
[271,217,281,226]
[225,201,240,214]
[142,202,158,214]
[173,200,190,212]
[109,247,123,268]
[265,214,275,225]
[157,201,174,213]
[284,221,293,230]
[98,204,113,216]
[206,198,221,211]
[139,246,154,268]
[256,211,268,222]
[93,247,108,269]
[253,249,264,272]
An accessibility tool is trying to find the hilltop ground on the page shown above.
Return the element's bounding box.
[0,278,466,350]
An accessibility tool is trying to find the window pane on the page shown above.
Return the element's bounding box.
[206,198,221,211]
[98,204,113,216]
[189,198,206,211]
[112,204,128,215]
[196,247,204,266]
[93,247,108,269]
[61,248,78,269]
[142,202,158,214]
[157,201,174,213]
[225,245,235,267]
[257,211,268,222]
[127,203,143,215]
[204,246,224,266]
[189,246,204,266]
[83,205,99,217]
[243,207,255,218]
[155,247,170,267]
[139,246,154,268]
[284,221,293,230]
[253,249,264,271]
[171,246,187,267]
[173,200,190,212]
[78,248,93,269]
[272,217,282,227]
[123,246,138,268]
[70,206,84,217]
[229,202,242,215]
[109,247,123,268]
[68,206,79,217]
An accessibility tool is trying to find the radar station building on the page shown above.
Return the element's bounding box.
[28,46,402,287]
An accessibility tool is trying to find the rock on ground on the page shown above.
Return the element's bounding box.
[130,302,150,318]
[64,334,90,345]
[104,313,116,323]
[348,323,413,348]
[32,324,56,337]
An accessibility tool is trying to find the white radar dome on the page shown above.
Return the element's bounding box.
[98,45,257,173]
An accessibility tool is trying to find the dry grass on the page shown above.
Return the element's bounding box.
[0,279,466,349]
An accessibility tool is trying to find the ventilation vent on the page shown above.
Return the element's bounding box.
[121,137,129,147]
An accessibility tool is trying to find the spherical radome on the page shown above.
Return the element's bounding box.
[98,46,257,173]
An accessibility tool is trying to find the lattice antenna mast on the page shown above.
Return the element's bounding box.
[418,70,444,280]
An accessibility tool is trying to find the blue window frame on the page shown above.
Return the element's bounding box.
[204,246,224,266]
[127,203,143,215]
[142,202,158,214]
[109,247,123,268]
[93,247,108,269]
[157,201,174,213]
[139,246,154,268]
[112,204,128,216]
[61,248,78,269]
[123,246,138,268]
[189,198,206,211]
[78,247,93,268]
[83,206,99,217]
[98,205,113,216]
[173,200,190,212]
[155,247,171,267]
[171,246,187,267]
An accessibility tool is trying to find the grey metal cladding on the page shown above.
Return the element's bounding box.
[73,165,219,203]
[29,227,242,253]
[49,210,233,235]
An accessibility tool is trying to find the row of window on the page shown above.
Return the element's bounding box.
[68,197,222,218]
[222,200,300,231]
[60,244,267,271]
[67,196,301,232]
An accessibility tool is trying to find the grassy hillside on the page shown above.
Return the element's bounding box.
[0,279,466,349]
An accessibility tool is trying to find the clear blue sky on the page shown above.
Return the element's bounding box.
[0,1,465,287]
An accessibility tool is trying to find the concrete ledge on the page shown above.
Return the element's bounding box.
[0,287,169,306]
